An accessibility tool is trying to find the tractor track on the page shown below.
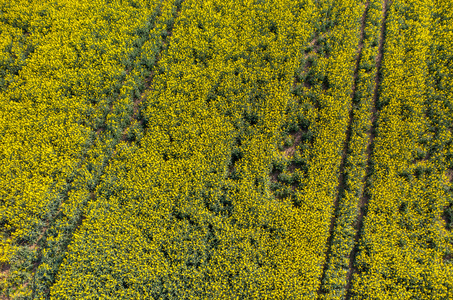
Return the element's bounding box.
[28,1,184,298]
[344,0,390,298]
[317,0,371,297]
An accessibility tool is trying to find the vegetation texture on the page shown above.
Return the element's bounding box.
[0,0,451,299]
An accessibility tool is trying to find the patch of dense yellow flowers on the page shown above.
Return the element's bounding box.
[350,0,453,298]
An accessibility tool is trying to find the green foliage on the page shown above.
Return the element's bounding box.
[2,0,452,299]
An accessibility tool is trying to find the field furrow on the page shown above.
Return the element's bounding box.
[428,0,453,271]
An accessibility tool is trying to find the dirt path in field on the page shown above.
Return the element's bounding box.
[316,1,372,297]
[344,0,390,299]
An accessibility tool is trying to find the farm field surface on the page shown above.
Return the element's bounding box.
[0,0,452,299]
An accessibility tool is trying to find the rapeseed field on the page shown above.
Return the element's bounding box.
[0,0,451,299]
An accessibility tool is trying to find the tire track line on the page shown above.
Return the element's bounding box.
[67,0,184,252]
[30,1,185,298]
[344,0,390,298]
[317,0,371,297]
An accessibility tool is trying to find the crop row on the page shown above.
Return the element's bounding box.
[427,0,453,251]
